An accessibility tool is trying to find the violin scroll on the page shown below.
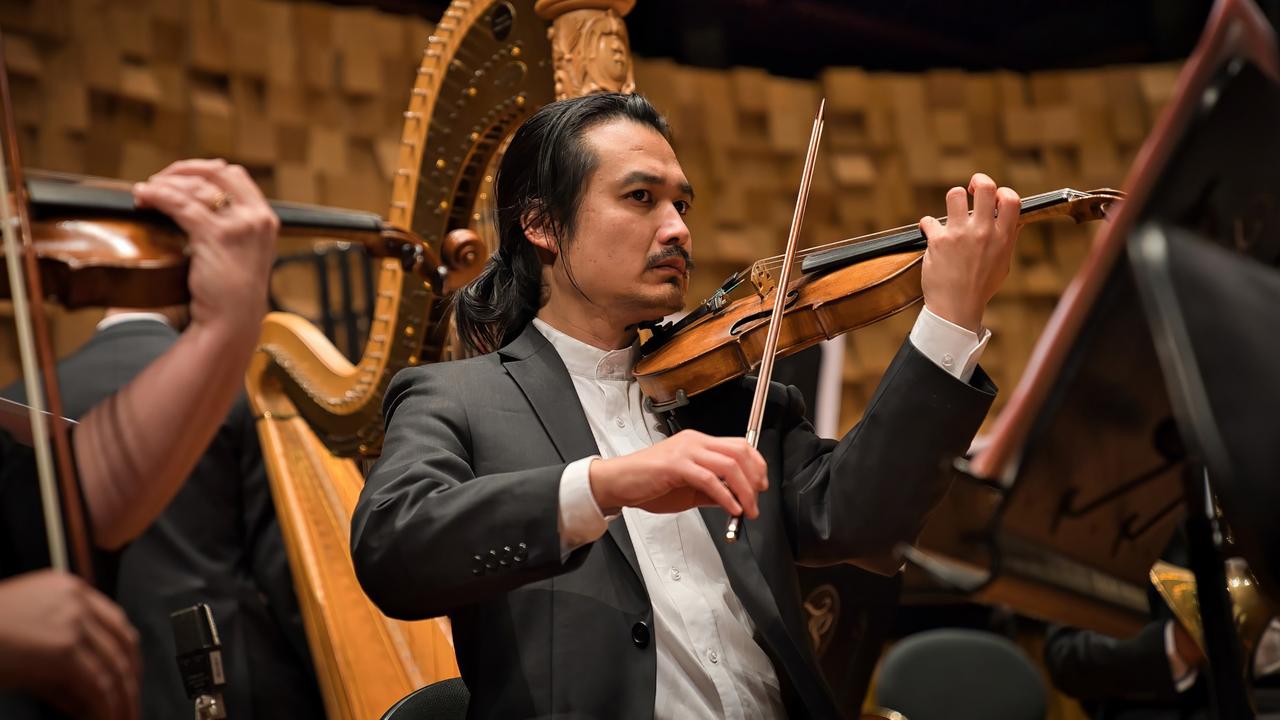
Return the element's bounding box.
[441,228,489,292]
[1061,187,1125,223]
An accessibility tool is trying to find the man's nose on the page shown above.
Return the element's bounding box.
[658,204,691,249]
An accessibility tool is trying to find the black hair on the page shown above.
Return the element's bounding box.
[453,92,671,355]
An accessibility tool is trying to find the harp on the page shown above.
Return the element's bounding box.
[243,1,639,717]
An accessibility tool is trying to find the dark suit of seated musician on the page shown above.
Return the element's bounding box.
[0,160,278,720]
[3,306,324,720]
[1045,530,1280,720]
[352,93,1020,719]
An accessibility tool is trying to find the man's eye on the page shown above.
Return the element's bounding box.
[628,189,652,203]
[674,200,691,215]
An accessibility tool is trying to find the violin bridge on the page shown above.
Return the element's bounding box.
[749,263,775,298]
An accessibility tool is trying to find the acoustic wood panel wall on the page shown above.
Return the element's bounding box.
[1,0,433,212]
[0,0,1175,431]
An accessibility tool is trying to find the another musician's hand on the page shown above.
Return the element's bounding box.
[588,430,768,518]
[919,173,1020,332]
[0,570,140,720]
[133,158,279,337]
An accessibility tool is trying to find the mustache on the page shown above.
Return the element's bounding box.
[645,246,695,272]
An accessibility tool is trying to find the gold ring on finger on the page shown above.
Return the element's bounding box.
[207,191,233,212]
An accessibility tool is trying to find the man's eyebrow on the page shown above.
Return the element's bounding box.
[620,170,695,200]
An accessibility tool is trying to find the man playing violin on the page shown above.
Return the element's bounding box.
[353,93,1017,718]
[0,159,278,720]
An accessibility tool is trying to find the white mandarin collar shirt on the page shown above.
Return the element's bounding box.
[531,307,987,720]
[96,312,173,332]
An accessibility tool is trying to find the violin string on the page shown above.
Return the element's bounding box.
[752,188,1063,273]
[753,221,921,272]
[0,396,79,426]
[748,188,1063,276]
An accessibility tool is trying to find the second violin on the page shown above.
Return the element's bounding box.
[0,170,489,309]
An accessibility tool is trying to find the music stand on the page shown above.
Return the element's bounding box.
[1130,222,1280,716]
[904,0,1280,716]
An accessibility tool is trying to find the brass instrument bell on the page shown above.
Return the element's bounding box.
[1151,558,1277,676]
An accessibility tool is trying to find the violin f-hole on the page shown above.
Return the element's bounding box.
[729,289,800,336]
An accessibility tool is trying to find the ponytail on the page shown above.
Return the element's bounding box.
[453,245,542,355]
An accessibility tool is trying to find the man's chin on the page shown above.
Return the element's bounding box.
[658,286,687,316]
[626,289,686,325]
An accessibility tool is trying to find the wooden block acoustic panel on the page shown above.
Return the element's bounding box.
[2,0,433,215]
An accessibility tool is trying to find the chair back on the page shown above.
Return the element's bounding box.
[875,629,1046,720]
[380,677,470,720]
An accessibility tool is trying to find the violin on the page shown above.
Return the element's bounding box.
[635,187,1126,412]
[0,170,488,309]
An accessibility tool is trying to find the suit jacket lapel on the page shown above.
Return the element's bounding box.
[499,324,641,578]
[500,326,598,463]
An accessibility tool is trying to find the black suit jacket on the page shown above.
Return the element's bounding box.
[1044,621,1204,719]
[352,324,995,719]
[2,319,323,720]
[1044,531,1209,720]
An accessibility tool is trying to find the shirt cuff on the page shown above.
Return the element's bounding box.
[1254,619,1280,679]
[558,456,610,558]
[909,306,991,384]
[1165,620,1199,693]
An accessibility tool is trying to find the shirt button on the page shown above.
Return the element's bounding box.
[707,649,719,664]
[669,568,681,581]
[615,417,626,428]
[942,352,955,368]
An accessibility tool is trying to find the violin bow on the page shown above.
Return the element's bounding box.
[727,99,825,542]
[0,31,93,579]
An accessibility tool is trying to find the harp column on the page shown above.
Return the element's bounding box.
[534,0,638,100]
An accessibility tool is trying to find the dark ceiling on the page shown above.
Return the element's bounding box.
[326,0,1279,76]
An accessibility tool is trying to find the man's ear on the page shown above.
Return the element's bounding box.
[521,207,557,257]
